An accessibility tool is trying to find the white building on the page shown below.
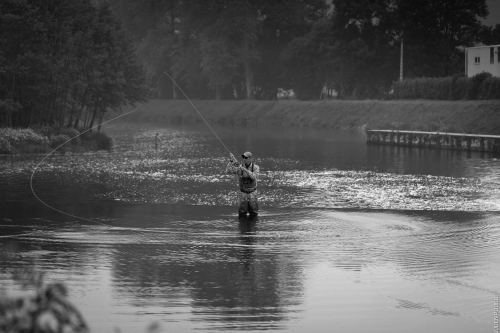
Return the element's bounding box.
[465,45,500,77]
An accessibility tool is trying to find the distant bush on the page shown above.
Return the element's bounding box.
[13,144,51,154]
[34,126,58,137]
[0,127,111,154]
[59,128,81,145]
[0,136,11,154]
[81,131,113,150]
[480,76,500,100]
[466,72,492,100]
[50,134,71,149]
[393,73,500,100]
[0,128,49,147]
[450,76,467,100]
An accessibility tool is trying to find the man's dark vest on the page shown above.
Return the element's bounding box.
[239,163,257,193]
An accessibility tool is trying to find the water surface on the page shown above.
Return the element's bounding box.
[1,123,499,333]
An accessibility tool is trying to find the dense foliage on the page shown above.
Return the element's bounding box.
[281,0,491,99]
[0,270,88,333]
[108,0,327,100]
[392,72,500,100]
[0,127,113,154]
[108,0,493,100]
[1,0,496,116]
[0,0,148,128]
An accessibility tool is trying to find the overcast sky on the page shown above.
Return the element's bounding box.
[485,0,500,26]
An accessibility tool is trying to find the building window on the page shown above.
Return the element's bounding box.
[491,47,494,64]
[475,56,480,64]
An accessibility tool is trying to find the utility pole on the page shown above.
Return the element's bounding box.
[400,38,403,81]
[465,49,468,78]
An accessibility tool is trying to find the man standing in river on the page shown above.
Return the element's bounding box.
[226,151,260,216]
[154,132,161,158]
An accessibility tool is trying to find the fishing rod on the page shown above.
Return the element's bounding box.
[2,73,168,239]
[163,72,235,158]
[2,72,238,240]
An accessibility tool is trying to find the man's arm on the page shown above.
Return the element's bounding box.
[226,161,239,174]
[225,153,240,174]
[241,164,259,180]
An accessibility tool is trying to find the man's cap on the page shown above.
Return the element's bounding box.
[242,151,252,158]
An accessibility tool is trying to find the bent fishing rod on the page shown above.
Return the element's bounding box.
[22,73,167,234]
[1,72,239,239]
[163,72,236,159]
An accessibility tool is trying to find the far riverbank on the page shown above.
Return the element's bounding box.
[115,99,500,135]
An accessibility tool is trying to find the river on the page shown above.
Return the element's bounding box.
[1,123,499,333]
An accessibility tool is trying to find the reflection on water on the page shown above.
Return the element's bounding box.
[1,123,500,332]
[1,124,498,211]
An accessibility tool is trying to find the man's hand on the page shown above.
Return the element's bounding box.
[229,153,240,167]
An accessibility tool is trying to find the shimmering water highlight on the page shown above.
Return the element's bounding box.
[1,124,499,333]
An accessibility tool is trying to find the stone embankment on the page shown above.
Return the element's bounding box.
[366,130,500,152]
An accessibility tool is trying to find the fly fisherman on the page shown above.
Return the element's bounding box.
[154,133,161,153]
[226,151,260,216]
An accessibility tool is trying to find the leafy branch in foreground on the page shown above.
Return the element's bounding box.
[0,269,88,333]
[0,263,163,333]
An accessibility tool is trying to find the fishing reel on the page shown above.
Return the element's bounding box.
[229,154,240,167]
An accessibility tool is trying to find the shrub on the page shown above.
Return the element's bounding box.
[466,72,492,100]
[482,76,500,100]
[0,126,113,154]
[494,78,500,99]
[50,134,71,149]
[0,269,88,333]
[33,126,57,138]
[13,144,51,154]
[0,128,49,146]
[59,127,81,145]
[392,73,500,100]
[480,77,493,100]
[0,137,11,154]
[82,131,113,150]
[450,76,467,100]
[438,77,453,100]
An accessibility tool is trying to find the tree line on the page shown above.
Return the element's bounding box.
[106,0,329,100]
[108,0,498,101]
[0,0,147,128]
[1,0,499,129]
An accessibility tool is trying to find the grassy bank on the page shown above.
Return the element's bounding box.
[115,99,500,135]
[0,127,113,154]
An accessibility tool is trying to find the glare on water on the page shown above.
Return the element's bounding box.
[1,123,499,333]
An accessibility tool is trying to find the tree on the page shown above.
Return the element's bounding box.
[172,0,261,100]
[0,0,147,128]
[110,0,327,100]
[398,0,488,77]
[280,20,330,100]
[281,0,399,99]
[253,0,328,99]
[480,24,500,45]
[281,0,490,99]
[108,0,180,98]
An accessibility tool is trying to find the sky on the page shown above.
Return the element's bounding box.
[485,0,500,26]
